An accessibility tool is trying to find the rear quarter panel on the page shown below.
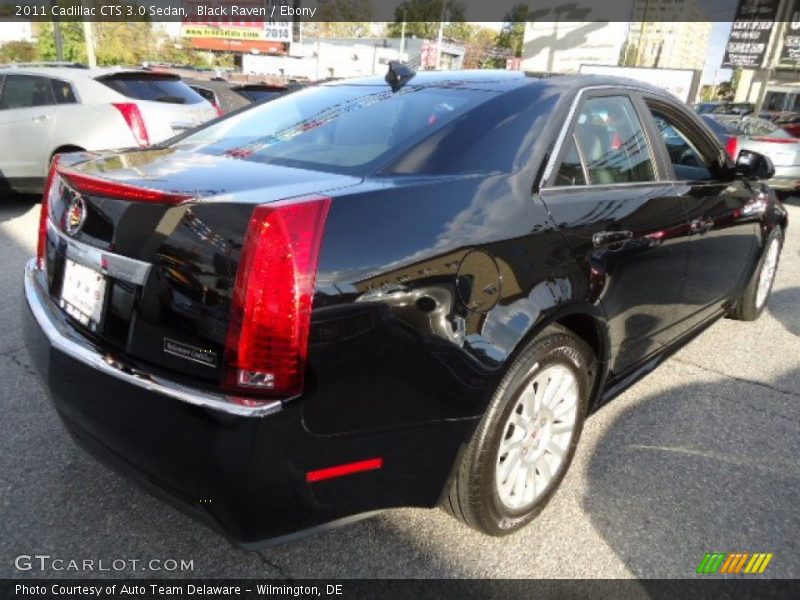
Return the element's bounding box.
[302,170,594,437]
[49,103,137,156]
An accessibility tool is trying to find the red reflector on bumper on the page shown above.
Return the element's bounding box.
[306,458,383,483]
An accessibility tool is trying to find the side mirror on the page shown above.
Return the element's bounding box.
[735,149,775,180]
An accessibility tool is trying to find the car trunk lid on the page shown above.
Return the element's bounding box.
[43,149,359,389]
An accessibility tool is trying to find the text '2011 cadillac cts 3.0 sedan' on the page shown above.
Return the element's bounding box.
[23,68,787,546]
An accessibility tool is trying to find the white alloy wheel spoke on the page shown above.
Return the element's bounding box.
[756,239,779,309]
[546,439,566,459]
[537,455,553,481]
[551,421,574,435]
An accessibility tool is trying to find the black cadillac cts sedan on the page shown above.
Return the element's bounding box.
[24,69,787,546]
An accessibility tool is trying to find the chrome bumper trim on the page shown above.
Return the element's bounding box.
[24,259,282,418]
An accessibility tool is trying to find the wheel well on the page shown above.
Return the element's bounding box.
[555,313,606,366]
[50,145,84,162]
[555,312,608,408]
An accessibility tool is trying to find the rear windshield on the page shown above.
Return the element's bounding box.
[98,73,205,105]
[174,83,499,174]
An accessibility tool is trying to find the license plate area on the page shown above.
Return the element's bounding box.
[59,258,107,332]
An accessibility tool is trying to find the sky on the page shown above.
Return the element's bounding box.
[703,21,735,84]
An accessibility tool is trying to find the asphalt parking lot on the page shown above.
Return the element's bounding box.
[1,194,798,579]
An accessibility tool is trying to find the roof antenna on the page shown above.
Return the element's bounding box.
[385,61,416,92]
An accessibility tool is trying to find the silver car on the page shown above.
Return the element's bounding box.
[0,64,218,193]
[703,114,800,192]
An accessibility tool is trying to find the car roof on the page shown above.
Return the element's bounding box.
[0,65,178,81]
[324,70,678,100]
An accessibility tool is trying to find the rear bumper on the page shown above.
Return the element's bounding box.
[23,260,468,546]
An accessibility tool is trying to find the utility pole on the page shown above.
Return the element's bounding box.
[635,0,651,67]
[51,0,64,62]
[82,21,97,67]
[399,10,406,61]
[435,0,446,70]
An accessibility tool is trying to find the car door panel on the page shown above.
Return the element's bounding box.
[0,74,56,181]
[540,91,693,378]
[641,98,760,329]
[542,184,691,377]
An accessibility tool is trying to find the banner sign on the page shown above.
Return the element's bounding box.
[780,0,800,64]
[722,0,780,68]
[181,1,292,43]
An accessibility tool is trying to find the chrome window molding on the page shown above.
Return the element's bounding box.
[24,260,283,418]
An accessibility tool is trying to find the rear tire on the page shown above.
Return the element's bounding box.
[444,326,594,536]
[729,228,783,321]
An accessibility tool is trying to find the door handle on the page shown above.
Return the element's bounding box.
[32,115,50,123]
[592,230,633,248]
[689,217,714,235]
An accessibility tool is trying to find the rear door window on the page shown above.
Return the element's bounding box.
[553,135,587,186]
[50,79,77,104]
[97,74,205,105]
[0,74,55,110]
[554,94,656,186]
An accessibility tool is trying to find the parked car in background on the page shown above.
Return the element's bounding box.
[701,114,800,192]
[186,79,295,115]
[24,70,786,546]
[695,101,755,116]
[772,112,800,137]
[0,64,217,193]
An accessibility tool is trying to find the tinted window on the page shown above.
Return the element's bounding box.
[0,74,55,109]
[570,96,655,185]
[191,86,216,103]
[695,103,716,115]
[51,79,77,104]
[234,88,284,103]
[176,84,494,175]
[553,135,587,186]
[700,115,728,141]
[98,74,204,105]
[651,110,714,181]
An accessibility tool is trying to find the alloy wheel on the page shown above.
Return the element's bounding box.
[495,363,579,511]
[755,238,780,310]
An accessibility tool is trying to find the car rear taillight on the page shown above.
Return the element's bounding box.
[37,156,62,270]
[223,196,331,399]
[112,103,150,147]
[725,136,740,160]
[58,168,192,204]
[212,102,223,118]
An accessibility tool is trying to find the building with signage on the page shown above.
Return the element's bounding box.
[181,0,292,55]
[520,21,628,74]
[298,37,465,71]
[728,0,800,112]
[239,37,466,80]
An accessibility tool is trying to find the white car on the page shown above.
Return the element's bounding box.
[0,64,218,192]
